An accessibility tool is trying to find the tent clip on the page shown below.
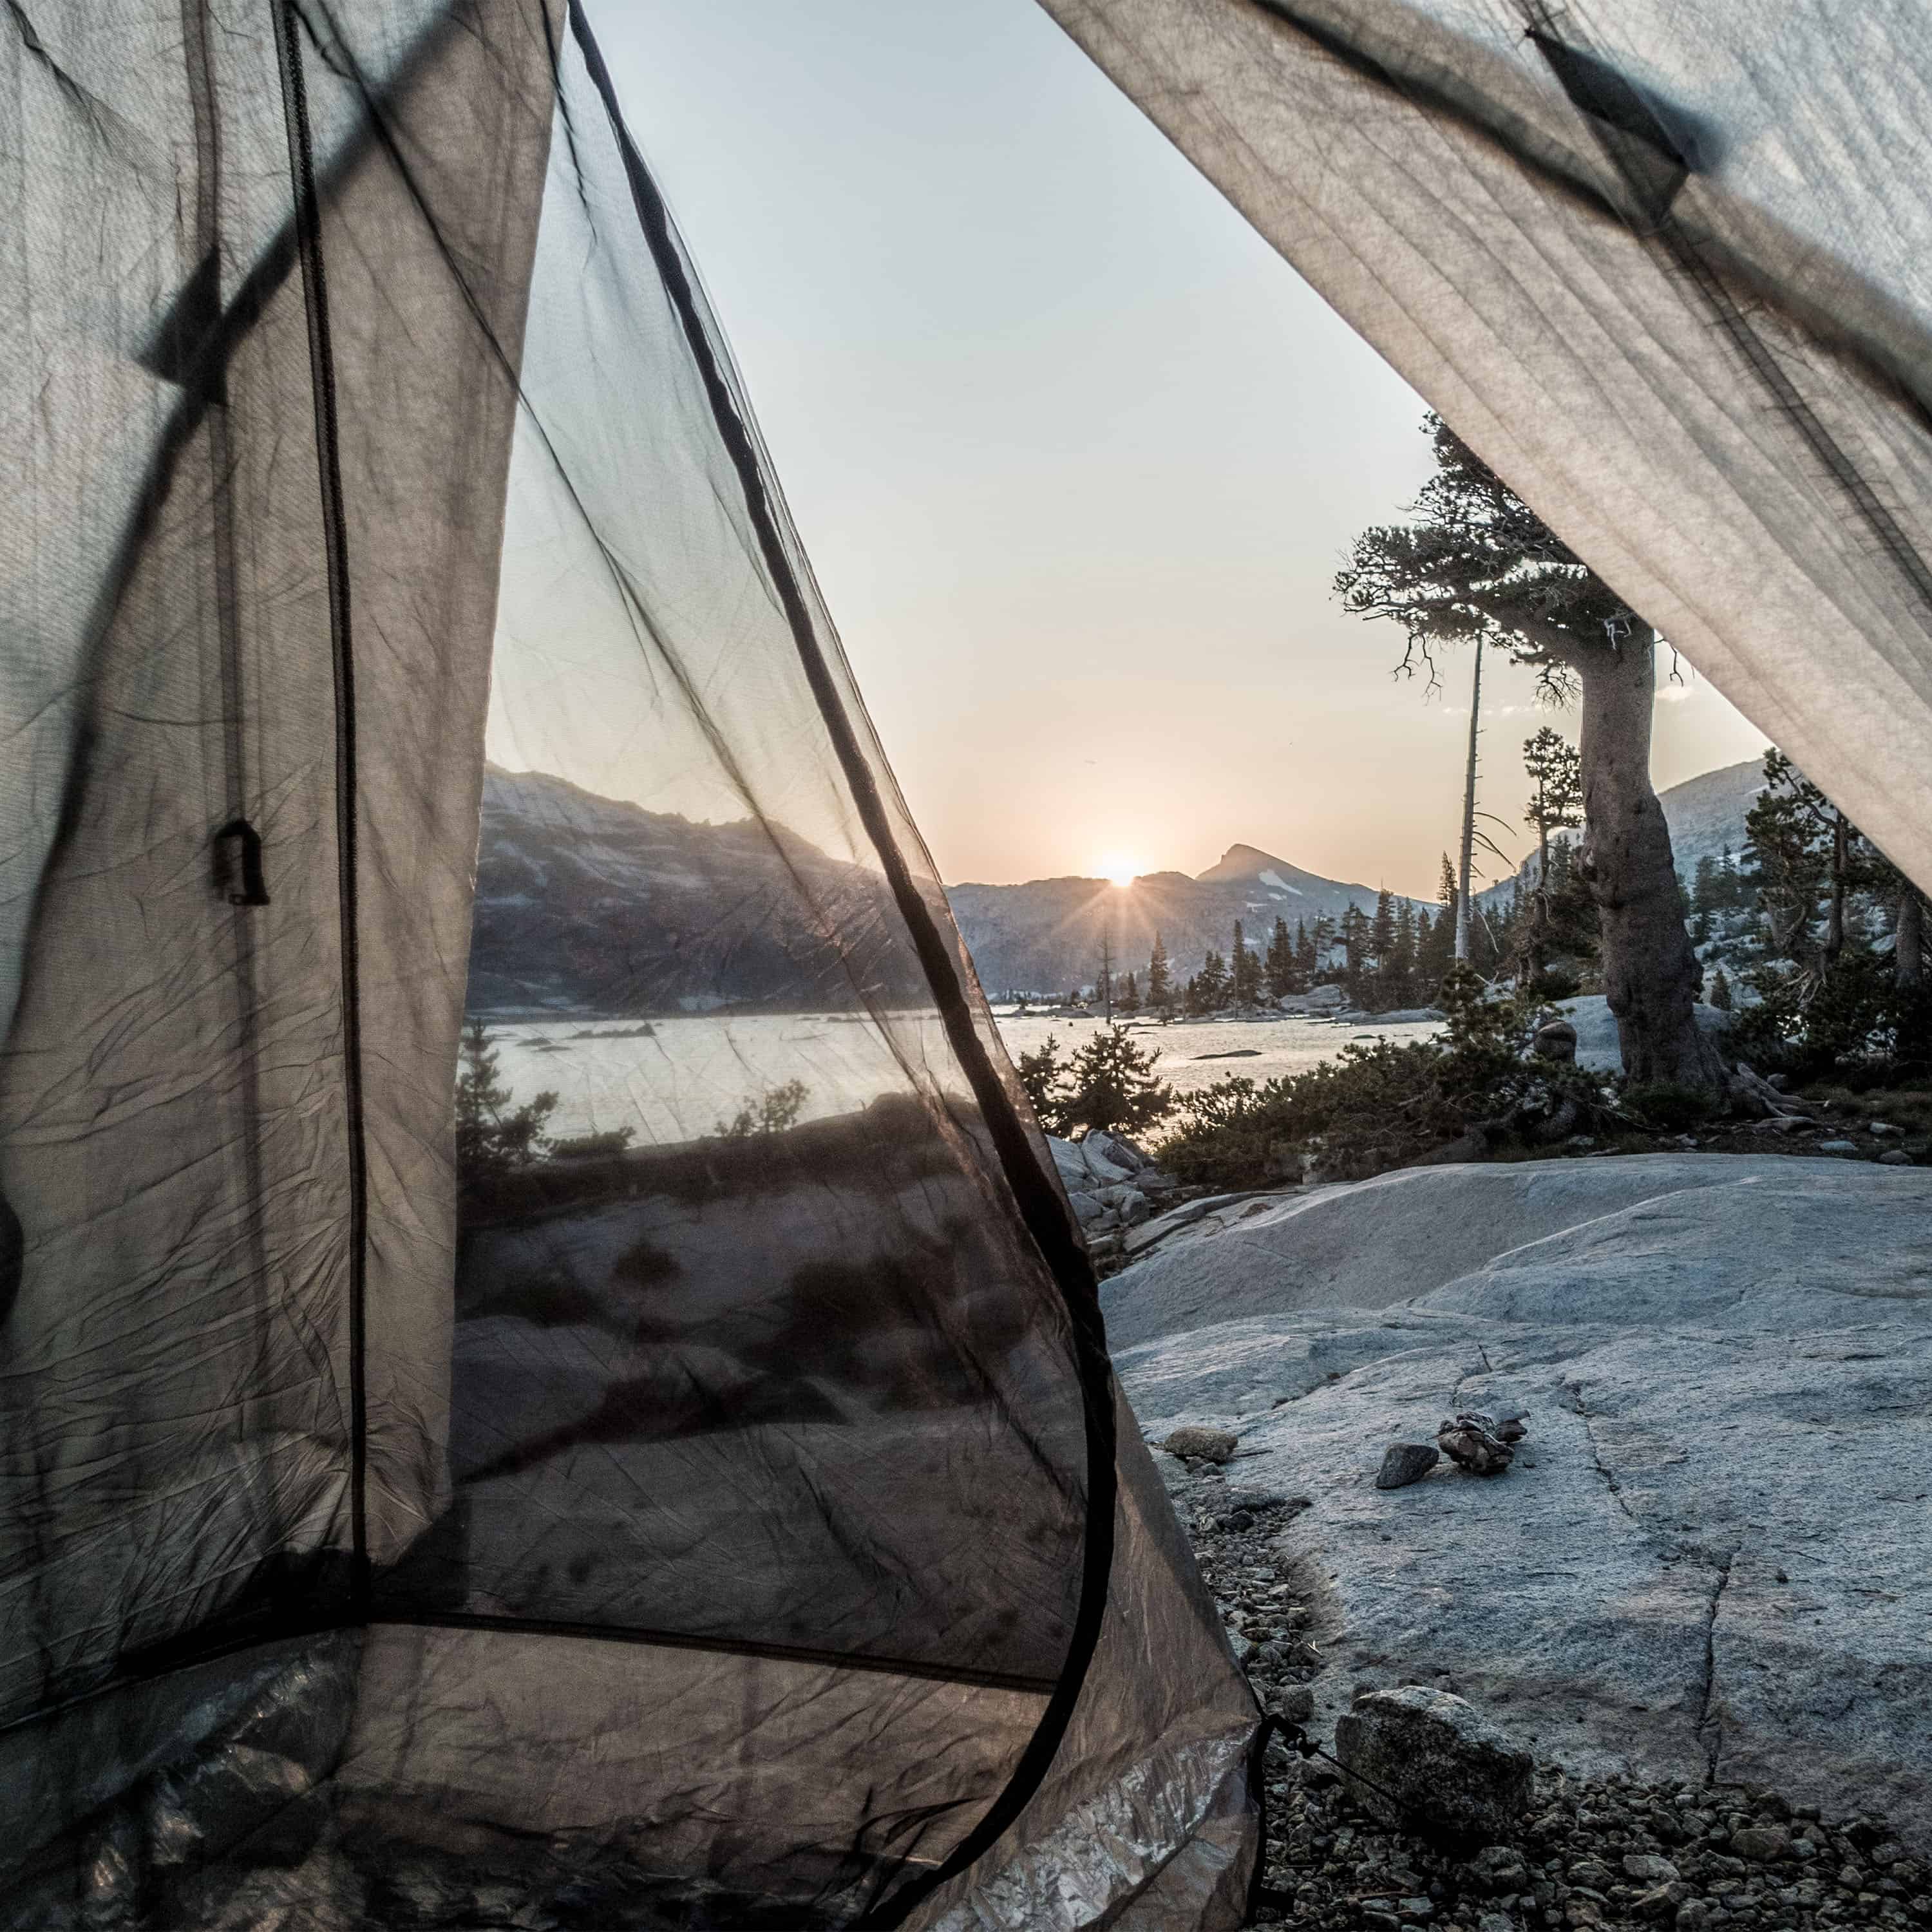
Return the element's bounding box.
[214,817,271,907]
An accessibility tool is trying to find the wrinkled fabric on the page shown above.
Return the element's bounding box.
[1037,0,1932,895]
[1,1,1253,1924]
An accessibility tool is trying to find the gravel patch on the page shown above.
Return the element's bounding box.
[1182,1472,1931,1930]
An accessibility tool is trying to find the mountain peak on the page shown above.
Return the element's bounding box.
[1195,842,1296,884]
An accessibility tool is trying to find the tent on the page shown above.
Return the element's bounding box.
[14,0,1932,1924]
[1,2,1258,1926]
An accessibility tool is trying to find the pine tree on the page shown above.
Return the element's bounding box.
[1369,890,1397,1007]
[1311,914,1336,979]
[1707,965,1734,1011]
[1294,918,1314,976]
[1391,897,1417,1007]
[1230,920,1263,1006]
[1146,933,1173,1015]
[1061,1027,1176,1137]
[1338,905,1370,1005]
[1117,969,1141,1015]
[1746,749,1854,969]
[455,1018,558,1184]
[1260,916,1290,999]
[1339,414,1719,1092]
[1189,948,1229,1014]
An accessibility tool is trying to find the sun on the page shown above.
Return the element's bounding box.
[1099,856,1141,888]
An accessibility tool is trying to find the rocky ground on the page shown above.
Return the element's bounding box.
[1180,1486,1931,1932]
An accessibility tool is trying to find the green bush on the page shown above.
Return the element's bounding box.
[1159,966,1607,1190]
[1730,953,1932,1083]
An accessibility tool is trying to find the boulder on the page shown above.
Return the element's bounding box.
[1084,1130,1146,1174]
[1532,1018,1578,1064]
[1334,1686,1533,1839]
[1108,1154,1932,1835]
[1555,994,1730,1074]
[1280,984,1348,1012]
[1066,1189,1106,1227]
[1081,1142,1136,1186]
[1047,1137,1091,1189]
[1159,1425,1238,1464]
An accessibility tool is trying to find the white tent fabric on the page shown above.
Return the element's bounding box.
[1036,0,1932,891]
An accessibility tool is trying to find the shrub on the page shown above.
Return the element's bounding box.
[1730,953,1932,1083]
[1623,1081,1716,1132]
[550,1125,638,1159]
[1159,966,1606,1190]
[714,1078,810,1139]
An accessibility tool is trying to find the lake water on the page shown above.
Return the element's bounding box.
[486,1007,1446,1148]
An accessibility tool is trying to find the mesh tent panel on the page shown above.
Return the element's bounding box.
[1034,0,1932,900]
[0,1,1257,1926]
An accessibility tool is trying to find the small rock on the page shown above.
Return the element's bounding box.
[1399,1897,1436,1920]
[1270,1683,1316,1725]
[1879,1148,1914,1165]
[1067,1189,1106,1226]
[1377,1442,1443,1490]
[1469,1846,1529,1889]
[1160,1426,1238,1463]
[1870,1121,1902,1135]
[1333,1685,1533,1839]
[1817,1139,1859,1154]
[1438,1412,1517,1476]
[1627,1854,1682,1884]
[1477,1917,1519,1932]
[1871,1841,1908,1867]
[1730,1825,1788,1862]
[1635,1881,1690,1917]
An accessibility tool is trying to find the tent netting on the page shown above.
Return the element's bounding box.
[1038,0,1932,909]
[0,2,1258,1927]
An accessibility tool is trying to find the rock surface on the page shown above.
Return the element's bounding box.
[1335,1685,1535,1839]
[1108,1154,1932,1835]
[1183,1479,1928,1930]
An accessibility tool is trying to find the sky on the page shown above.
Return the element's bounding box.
[576,0,1769,900]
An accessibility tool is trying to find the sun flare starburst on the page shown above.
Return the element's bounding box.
[1099,857,1141,888]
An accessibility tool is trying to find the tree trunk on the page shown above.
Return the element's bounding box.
[1899,889,1924,989]
[1455,638,1482,963]
[1525,817,1551,984]
[1824,813,1850,963]
[1574,632,1725,1092]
